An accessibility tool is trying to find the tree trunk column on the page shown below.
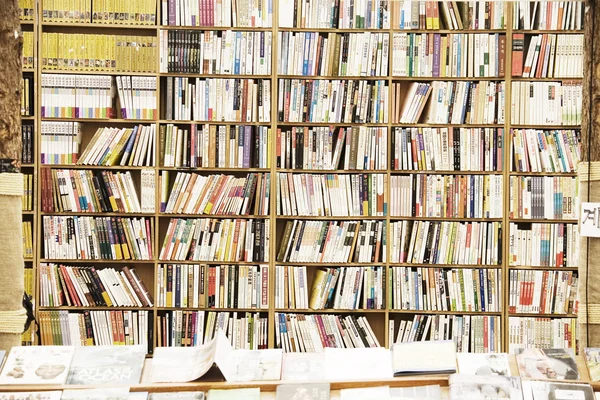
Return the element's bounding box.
[0,0,26,351]
[578,0,600,348]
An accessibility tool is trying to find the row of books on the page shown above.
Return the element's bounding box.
[160,172,270,216]
[42,0,157,25]
[278,79,388,124]
[390,220,502,265]
[275,313,380,352]
[162,0,272,27]
[42,33,158,73]
[277,220,385,263]
[513,0,583,30]
[22,31,33,69]
[392,1,506,30]
[277,126,388,171]
[392,127,504,172]
[390,174,503,218]
[40,168,155,214]
[515,33,583,78]
[157,310,267,349]
[275,266,384,310]
[391,267,501,313]
[40,121,82,165]
[507,316,576,353]
[392,33,506,78]
[395,81,505,125]
[511,81,582,126]
[157,264,269,309]
[278,32,389,77]
[42,216,154,260]
[391,314,501,353]
[160,124,271,169]
[508,222,578,267]
[159,30,272,75]
[116,76,158,120]
[511,129,581,173]
[509,176,578,220]
[163,77,271,123]
[277,173,386,217]
[22,221,33,260]
[22,173,34,212]
[39,263,153,308]
[41,74,114,119]
[39,310,153,353]
[19,0,34,20]
[509,269,578,315]
[21,124,34,164]
[21,76,32,116]
[78,125,156,167]
[279,0,389,29]
[159,218,269,262]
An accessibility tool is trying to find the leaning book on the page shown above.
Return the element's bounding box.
[516,348,579,380]
[0,346,74,385]
[449,374,524,400]
[67,345,146,385]
[584,348,600,381]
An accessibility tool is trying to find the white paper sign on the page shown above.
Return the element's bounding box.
[580,202,600,237]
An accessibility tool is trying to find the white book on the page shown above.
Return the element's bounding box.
[340,386,391,400]
[0,346,74,385]
[457,353,511,376]
[392,340,456,376]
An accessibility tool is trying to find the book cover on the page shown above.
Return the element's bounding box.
[522,381,595,400]
[390,385,441,400]
[449,374,523,400]
[281,351,326,381]
[392,340,456,376]
[457,353,511,376]
[67,345,146,385]
[276,383,330,400]
[516,348,579,380]
[61,388,130,400]
[206,388,259,400]
[0,346,74,385]
[584,348,600,381]
[0,393,62,400]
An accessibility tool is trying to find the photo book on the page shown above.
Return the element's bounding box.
[67,345,146,385]
[0,346,74,385]
[516,348,579,380]
[457,353,511,376]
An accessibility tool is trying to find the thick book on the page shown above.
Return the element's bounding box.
[449,374,523,400]
[516,348,579,380]
[67,345,146,385]
[0,346,74,385]
[392,340,456,376]
[276,383,330,400]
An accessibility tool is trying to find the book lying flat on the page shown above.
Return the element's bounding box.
[522,381,595,400]
[457,353,511,376]
[276,383,330,400]
[390,385,442,400]
[449,374,523,400]
[516,348,579,380]
[0,346,74,385]
[61,388,130,400]
[0,392,62,400]
[206,388,260,400]
[339,386,391,400]
[149,393,204,400]
[67,345,146,385]
[392,340,456,376]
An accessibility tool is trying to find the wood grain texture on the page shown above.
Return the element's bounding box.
[0,0,22,163]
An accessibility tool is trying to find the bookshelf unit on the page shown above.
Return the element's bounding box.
[22,0,585,354]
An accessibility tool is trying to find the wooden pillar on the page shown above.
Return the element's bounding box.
[0,0,26,351]
[579,0,600,348]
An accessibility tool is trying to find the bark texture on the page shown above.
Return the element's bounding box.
[579,0,600,349]
[0,0,25,352]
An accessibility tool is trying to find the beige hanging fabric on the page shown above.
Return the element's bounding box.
[0,173,26,348]
[578,162,600,346]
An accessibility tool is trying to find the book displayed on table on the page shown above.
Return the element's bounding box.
[276,383,330,400]
[150,394,204,400]
[340,386,391,400]
[390,385,442,400]
[449,374,524,400]
[584,348,600,382]
[66,345,146,385]
[61,388,130,400]
[0,393,62,400]
[457,353,511,376]
[516,348,579,381]
[391,340,456,376]
[521,381,595,400]
[0,346,74,385]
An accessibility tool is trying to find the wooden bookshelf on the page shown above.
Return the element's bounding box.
[21,0,585,354]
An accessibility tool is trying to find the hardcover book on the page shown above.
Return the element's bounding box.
[67,345,146,385]
[0,346,74,385]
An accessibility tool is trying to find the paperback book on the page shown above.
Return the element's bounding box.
[339,386,391,400]
[390,385,441,400]
[67,345,146,385]
[281,353,326,381]
[0,346,74,385]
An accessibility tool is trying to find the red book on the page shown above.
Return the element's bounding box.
[512,33,525,76]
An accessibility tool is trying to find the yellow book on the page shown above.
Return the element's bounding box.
[28,174,33,211]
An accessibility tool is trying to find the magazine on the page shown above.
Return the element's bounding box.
[516,349,579,380]
[339,386,391,400]
[0,392,62,400]
[61,388,130,400]
[0,346,74,385]
[281,353,326,381]
[67,345,146,385]
[457,353,511,376]
[584,348,600,381]
[276,383,330,400]
[392,341,456,376]
[449,374,523,400]
[390,385,442,400]
[522,381,595,400]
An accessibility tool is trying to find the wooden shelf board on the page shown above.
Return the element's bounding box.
[159,120,270,125]
[389,263,502,269]
[41,117,156,123]
[274,308,385,314]
[160,25,272,31]
[391,170,502,175]
[510,171,577,176]
[40,259,156,263]
[509,265,578,271]
[277,169,387,174]
[509,218,578,223]
[39,306,154,311]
